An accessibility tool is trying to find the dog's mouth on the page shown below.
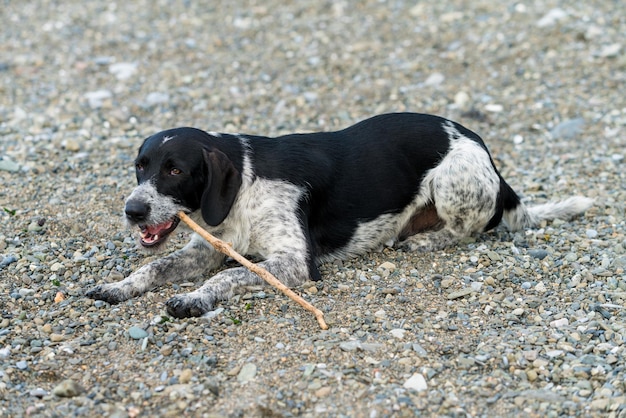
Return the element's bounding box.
[139,217,180,247]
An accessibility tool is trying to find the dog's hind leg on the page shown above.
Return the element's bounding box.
[403,135,501,252]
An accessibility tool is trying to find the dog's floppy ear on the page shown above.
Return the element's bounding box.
[201,148,242,226]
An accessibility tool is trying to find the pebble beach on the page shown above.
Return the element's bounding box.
[1,1,625,417]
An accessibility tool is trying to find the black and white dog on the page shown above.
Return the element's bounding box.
[86,113,593,318]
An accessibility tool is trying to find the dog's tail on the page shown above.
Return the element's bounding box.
[500,180,593,230]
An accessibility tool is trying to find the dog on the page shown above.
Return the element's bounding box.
[86,113,593,318]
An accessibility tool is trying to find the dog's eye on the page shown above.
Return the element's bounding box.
[170,168,182,176]
[135,163,144,171]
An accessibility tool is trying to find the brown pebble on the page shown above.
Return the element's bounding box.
[315,386,332,397]
[179,368,193,384]
[160,345,173,356]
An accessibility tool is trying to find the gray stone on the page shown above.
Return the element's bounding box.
[237,363,257,383]
[528,249,549,260]
[128,326,148,340]
[447,288,473,300]
[0,157,20,172]
[29,388,49,398]
[53,380,84,398]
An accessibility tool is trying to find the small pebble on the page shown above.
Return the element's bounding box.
[0,347,10,359]
[0,156,20,172]
[528,249,549,260]
[390,329,406,339]
[403,373,428,391]
[179,369,193,384]
[237,363,257,383]
[550,118,585,139]
[447,288,473,300]
[550,318,569,328]
[378,261,396,271]
[29,388,48,398]
[128,326,148,340]
[52,380,84,398]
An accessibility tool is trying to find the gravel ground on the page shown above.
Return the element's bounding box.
[1,0,625,417]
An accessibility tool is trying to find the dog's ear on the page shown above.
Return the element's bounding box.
[201,148,242,226]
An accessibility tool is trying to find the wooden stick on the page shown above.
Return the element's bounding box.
[177,211,329,330]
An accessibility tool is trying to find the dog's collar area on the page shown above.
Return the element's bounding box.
[139,217,180,247]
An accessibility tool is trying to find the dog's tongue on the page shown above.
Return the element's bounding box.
[145,221,173,235]
[140,220,175,245]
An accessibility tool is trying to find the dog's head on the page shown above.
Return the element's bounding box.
[124,128,242,248]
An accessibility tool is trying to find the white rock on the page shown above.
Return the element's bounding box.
[0,346,10,359]
[454,91,470,109]
[485,103,503,113]
[403,373,427,391]
[424,72,444,86]
[12,107,28,123]
[546,349,564,358]
[50,262,64,272]
[537,8,568,27]
[109,62,137,80]
[84,90,112,109]
[18,288,35,297]
[550,318,569,328]
[390,329,406,339]
[535,282,547,293]
[598,43,621,58]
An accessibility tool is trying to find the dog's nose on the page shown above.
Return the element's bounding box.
[125,200,150,223]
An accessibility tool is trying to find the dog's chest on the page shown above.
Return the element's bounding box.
[215,178,309,257]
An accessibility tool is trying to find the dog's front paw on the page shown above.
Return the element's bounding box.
[165,293,214,318]
[86,284,131,305]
